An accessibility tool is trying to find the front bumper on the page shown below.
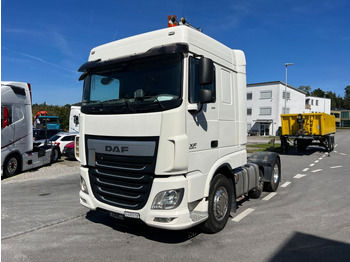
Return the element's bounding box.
[79,166,208,230]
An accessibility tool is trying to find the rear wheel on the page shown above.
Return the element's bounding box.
[51,147,60,163]
[201,174,233,233]
[4,154,21,177]
[264,158,281,192]
[248,169,264,199]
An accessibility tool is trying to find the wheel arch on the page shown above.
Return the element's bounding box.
[204,163,235,198]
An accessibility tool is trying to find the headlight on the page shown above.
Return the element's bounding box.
[80,176,88,194]
[151,189,184,210]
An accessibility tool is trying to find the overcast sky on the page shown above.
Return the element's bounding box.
[2,0,349,105]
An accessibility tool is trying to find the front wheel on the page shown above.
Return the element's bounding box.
[4,154,21,177]
[201,174,233,233]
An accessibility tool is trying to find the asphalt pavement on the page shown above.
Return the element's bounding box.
[2,130,350,262]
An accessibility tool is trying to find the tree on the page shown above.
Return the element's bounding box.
[345,86,350,100]
[310,88,325,98]
[298,85,311,96]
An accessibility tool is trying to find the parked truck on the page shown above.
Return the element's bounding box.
[69,106,81,133]
[1,81,56,177]
[76,17,281,233]
[280,113,336,153]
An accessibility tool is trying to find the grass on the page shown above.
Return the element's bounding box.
[247,143,281,153]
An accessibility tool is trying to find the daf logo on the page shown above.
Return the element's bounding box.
[105,145,129,153]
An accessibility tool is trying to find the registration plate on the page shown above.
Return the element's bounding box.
[109,211,124,220]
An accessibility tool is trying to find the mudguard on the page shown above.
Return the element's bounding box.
[247,152,280,183]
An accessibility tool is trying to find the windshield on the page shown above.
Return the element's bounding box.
[81,54,183,114]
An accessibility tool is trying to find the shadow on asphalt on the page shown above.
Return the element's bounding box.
[269,232,350,262]
[85,210,202,243]
[280,146,330,157]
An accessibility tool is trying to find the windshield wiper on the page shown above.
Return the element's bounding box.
[102,98,134,113]
[142,96,166,110]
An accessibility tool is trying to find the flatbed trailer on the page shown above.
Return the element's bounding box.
[280,113,336,153]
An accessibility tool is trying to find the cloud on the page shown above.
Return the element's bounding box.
[2,47,78,74]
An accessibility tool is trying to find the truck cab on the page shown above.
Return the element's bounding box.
[1,82,53,177]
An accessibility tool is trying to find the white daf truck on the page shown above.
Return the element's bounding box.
[1,82,54,177]
[77,19,281,233]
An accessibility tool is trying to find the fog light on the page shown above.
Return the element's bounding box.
[80,176,88,194]
[152,188,184,210]
[154,217,176,223]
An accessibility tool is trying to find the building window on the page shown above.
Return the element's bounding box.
[316,100,319,106]
[247,108,252,115]
[341,111,350,119]
[247,92,252,100]
[283,91,290,99]
[260,107,271,115]
[260,91,272,99]
[311,99,314,105]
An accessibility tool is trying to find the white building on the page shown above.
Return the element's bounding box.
[305,96,331,114]
[246,81,331,136]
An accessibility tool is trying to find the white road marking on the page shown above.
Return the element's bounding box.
[262,192,277,201]
[330,166,343,169]
[309,163,315,167]
[311,169,322,173]
[232,208,255,222]
[281,182,291,188]
[315,160,319,163]
[318,157,323,160]
[334,151,338,153]
[302,168,309,172]
[340,153,347,156]
[294,174,306,178]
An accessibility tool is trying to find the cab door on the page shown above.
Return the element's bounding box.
[186,56,219,173]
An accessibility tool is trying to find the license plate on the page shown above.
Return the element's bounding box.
[109,211,124,220]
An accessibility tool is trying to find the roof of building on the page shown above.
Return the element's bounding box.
[247,81,306,95]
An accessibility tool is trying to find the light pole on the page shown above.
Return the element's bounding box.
[284,63,294,114]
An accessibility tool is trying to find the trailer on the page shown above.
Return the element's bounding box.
[280,113,336,153]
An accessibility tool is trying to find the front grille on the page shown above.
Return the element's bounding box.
[86,136,158,210]
[89,167,154,210]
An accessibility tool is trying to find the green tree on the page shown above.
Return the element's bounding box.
[310,88,325,97]
[298,85,311,96]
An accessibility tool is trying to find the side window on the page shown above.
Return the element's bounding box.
[189,57,215,103]
[62,136,75,141]
[12,105,24,123]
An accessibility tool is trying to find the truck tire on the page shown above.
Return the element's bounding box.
[264,158,281,192]
[201,174,233,233]
[51,147,60,163]
[4,154,21,177]
[248,169,264,199]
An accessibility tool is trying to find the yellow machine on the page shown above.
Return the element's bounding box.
[280,113,336,153]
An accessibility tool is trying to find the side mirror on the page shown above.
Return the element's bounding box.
[2,106,9,129]
[199,57,213,85]
[199,89,214,104]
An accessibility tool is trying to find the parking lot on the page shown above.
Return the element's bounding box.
[2,130,350,262]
